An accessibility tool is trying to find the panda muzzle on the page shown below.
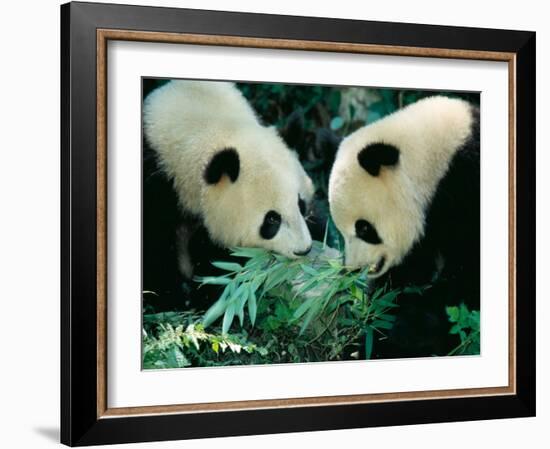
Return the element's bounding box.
[367,256,386,275]
[294,245,313,257]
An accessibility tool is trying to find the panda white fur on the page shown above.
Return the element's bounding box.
[329,96,480,357]
[143,80,314,282]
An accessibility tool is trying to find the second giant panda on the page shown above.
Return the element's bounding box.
[328,96,480,358]
[143,80,314,307]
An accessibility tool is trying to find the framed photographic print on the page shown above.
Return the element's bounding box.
[61,1,536,446]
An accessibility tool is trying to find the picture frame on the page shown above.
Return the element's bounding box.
[61,1,536,446]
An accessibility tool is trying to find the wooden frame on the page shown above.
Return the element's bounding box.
[61,1,536,446]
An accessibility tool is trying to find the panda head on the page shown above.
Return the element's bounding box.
[328,96,476,276]
[201,125,314,258]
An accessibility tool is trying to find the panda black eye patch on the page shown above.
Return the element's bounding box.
[260,211,282,240]
[355,219,382,244]
[298,196,307,216]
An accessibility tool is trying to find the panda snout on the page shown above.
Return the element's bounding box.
[367,256,386,276]
[294,245,312,257]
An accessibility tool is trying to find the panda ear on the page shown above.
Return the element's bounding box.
[204,148,240,184]
[357,143,399,176]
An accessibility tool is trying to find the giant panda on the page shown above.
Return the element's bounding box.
[328,96,480,358]
[143,80,314,308]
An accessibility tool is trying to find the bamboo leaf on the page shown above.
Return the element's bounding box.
[236,286,249,326]
[350,283,363,300]
[377,290,400,305]
[202,297,229,328]
[230,247,268,258]
[371,319,394,330]
[195,276,232,286]
[264,266,291,291]
[222,303,236,334]
[250,275,266,296]
[229,283,246,301]
[293,277,320,299]
[211,261,243,272]
[300,264,319,276]
[365,327,374,359]
[248,286,257,325]
[299,301,323,335]
[293,295,319,320]
[375,300,400,308]
[371,287,386,300]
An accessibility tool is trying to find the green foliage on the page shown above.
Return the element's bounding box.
[238,83,343,130]
[446,304,480,355]
[142,311,268,369]
[194,242,405,364]
[238,82,479,138]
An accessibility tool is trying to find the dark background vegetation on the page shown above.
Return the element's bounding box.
[142,78,480,369]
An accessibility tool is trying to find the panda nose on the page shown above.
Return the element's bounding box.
[294,245,312,257]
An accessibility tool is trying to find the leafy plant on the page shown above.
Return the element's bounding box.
[142,311,268,369]
[446,304,481,356]
[196,242,402,360]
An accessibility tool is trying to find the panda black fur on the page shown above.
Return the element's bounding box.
[143,80,315,308]
[329,96,480,358]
